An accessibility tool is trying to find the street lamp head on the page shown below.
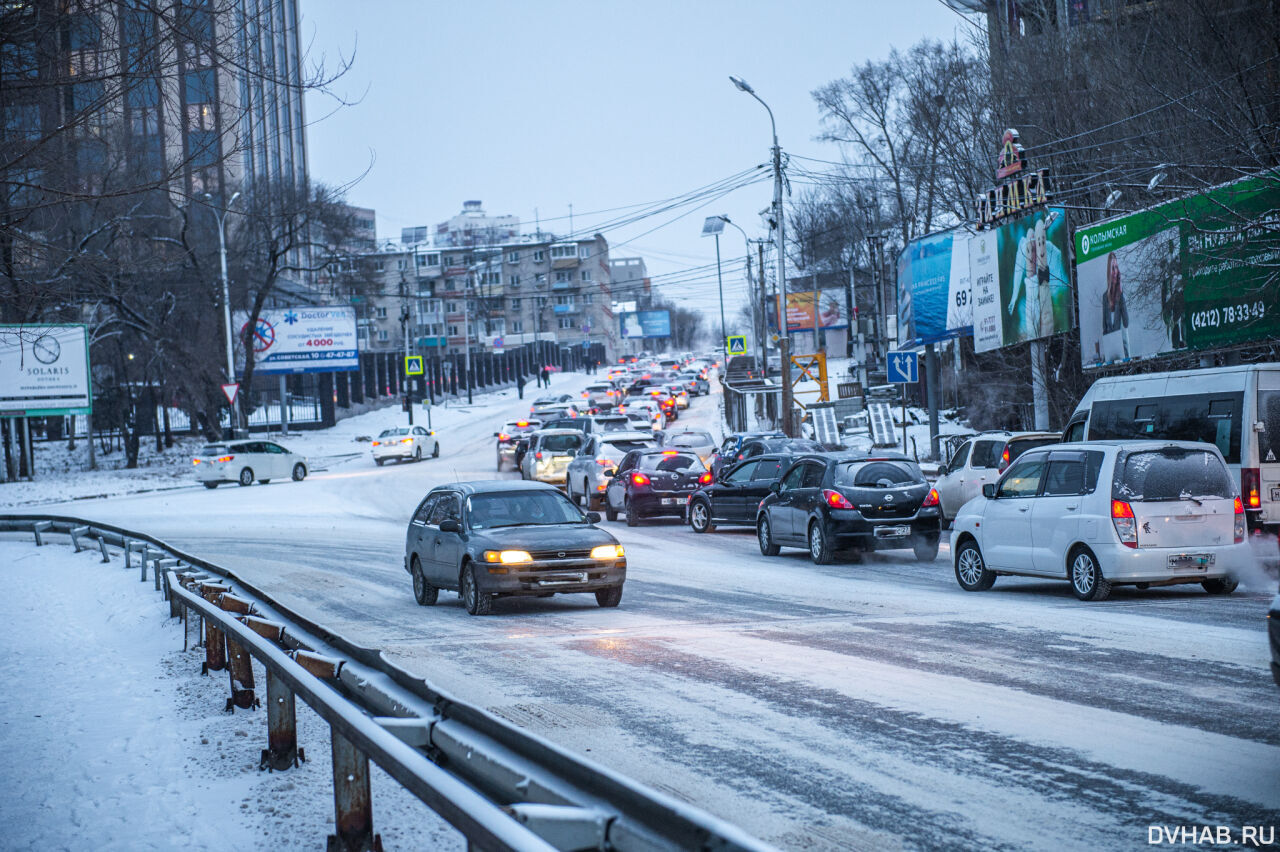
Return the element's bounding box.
[228,190,241,207]
[729,75,754,94]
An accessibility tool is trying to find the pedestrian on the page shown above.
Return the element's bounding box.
[517,371,526,399]
[541,366,550,387]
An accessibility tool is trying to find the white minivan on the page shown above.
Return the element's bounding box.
[951,440,1247,601]
[1063,363,1280,537]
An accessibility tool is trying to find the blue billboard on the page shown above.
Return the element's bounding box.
[619,310,671,339]
[896,229,973,347]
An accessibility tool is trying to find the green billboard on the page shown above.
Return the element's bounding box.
[1075,172,1280,367]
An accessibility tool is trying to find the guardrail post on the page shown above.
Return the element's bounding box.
[125,540,146,571]
[95,532,110,563]
[218,593,256,711]
[70,525,89,552]
[199,583,230,674]
[328,729,381,852]
[261,670,300,771]
[156,557,178,592]
[178,573,209,650]
[32,521,51,546]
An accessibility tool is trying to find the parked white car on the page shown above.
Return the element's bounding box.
[950,440,1247,601]
[934,431,1059,525]
[194,440,308,488]
[373,425,440,465]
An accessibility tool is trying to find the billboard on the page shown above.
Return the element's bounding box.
[785,290,847,332]
[235,306,359,374]
[1075,172,1280,368]
[0,324,92,416]
[897,229,973,346]
[970,206,1073,352]
[619,310,671,339]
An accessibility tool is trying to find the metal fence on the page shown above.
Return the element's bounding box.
[0,515,778,852]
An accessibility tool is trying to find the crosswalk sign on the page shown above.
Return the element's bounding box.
[404,355,424,376]
[726,335,747,356]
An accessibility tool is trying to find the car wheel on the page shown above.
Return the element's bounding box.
[432,442,440,458]
[595,585,623,607]
[605,498,618,522]
[757,515,780,556]
[625,499,639,527]
[461,563,491,616]
[954,539,996,591]
[375,458,385,467]
[411,558,438,606]
[1202,577,1238,595]
[414,446,423,462]
[689,499,714,533]
[292,463,306,481]
[1069,547,1111,601]
[238,468,254,487]
[203,482,219,489]
[808,520,833,565]
[912,534,940,563]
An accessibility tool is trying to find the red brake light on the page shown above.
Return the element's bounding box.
[1112,499,1137,548]
[823,489,854,509]
[498,433,509,441]
[217,455,234,463]
[998,446,1011,473]
[1111,499,1134,518]
[661,450,679,455]
[596,458,614,467]
[1242,468,1261,509]
[535,451,543,460]
[922,488,940,508]
[1235,496,1244,515]
[631,472,650,486]
[1234,496,1246,542]
[698,471,713,485]
[192,458,200,465]
[516,421,528,427]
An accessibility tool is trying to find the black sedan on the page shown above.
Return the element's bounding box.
[404,481,626,615]
[757,453,942,564]
[604,448,711,526]
[686,454,794,532]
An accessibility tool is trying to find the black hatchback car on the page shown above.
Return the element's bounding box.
[404,481,626,615]
[604,448,712,526]
[757,453,942,564]
[687,453,795,532]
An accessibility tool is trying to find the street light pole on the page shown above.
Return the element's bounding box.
[206,190,241,436]
[716,216,759,361]
[730,75,794,435]
[713,232,726,348]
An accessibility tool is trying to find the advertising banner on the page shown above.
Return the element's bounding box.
[619,310,671,339]
[235,306,359,374]
[970,207,1072,352]
[1075,172,1280,368]
[0,324,93,416]
[897,229,973,347]
[785,290,846,332]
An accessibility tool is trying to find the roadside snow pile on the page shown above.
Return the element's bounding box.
[0,536,463,850]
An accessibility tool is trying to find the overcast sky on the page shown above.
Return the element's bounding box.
[299,1,979,323]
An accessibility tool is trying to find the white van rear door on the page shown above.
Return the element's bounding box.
[1258,372,1280,526]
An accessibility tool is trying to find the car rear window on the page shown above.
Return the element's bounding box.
[540,434,584,452]
[639,452,703,472]
[199,445,229,455]
[668,432,712,447]
[835,460,924,488]
[602,439,655,453]
[1008,437,1058,462]
[970,440,1003,468]
[1114,449,1234,501]
[594,418,631,431]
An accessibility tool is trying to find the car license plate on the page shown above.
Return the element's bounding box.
[662,498,677,506]
[539,572,587,586]
[1271,487,1280,501]
[1167,553,1214,569]
[874,525,910,539]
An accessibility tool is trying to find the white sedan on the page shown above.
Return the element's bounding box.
[194,440,308,488]
[373,426,440,465]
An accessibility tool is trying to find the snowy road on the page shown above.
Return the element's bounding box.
[16,374,1280,850]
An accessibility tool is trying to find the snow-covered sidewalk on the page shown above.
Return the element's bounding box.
[0,537,460,850]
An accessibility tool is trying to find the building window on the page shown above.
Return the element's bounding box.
[506,251,520,263]
[490,319,505,336]
[555,295,574,306]
[551,245,578,259]
[535,273,547,286]
[424,253,440,266]
[483,272,501,286]
[397,258,407,270]
[555,270,570,283]
[445,301,458,313]
[510,298,521,309]
[558,318,575,329]
[536,296,549,308]
[374,260,385,271]
[376,307,388,318]
[378,329,389,341]
[532,250,545,262]
[579,245,591,259]
[580,269,592,282]
[448,325,459,336]
[583,294,594,304]
[511,320,523,333]
[444,255,455,266]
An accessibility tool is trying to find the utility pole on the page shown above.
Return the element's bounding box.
[714,232,726,348]
[757,240,767,373]
[464,268,473,404]
[401,271,413,425]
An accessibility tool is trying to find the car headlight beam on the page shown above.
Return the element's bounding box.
[590,544,625,560]
[484,550,533,564]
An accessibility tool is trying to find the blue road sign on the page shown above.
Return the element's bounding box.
[886,350,919,384]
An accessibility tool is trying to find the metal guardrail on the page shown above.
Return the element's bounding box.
[0,514,778,852]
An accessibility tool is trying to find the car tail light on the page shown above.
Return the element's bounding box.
[371,441,381,447]
[516,421,528,427]
[823,489,854,509]
[401,437,413,444]
[661,449,679,455]
[192,458,200,465]
[698,471,713,485]
[631,472,650,486]
[535,451,543,460]
[217,455,234,463]
[997,445,1012,473]
[1112,499,1137,548]
[582,392,589,397]
[1234,496,1246,543]
[1242,467,1261,509]
[922,488,940,508]
[497,433,509,441]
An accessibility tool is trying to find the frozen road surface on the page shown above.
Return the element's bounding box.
[14,376,1280,851]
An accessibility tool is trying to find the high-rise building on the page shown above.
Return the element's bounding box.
[434,201,520,248]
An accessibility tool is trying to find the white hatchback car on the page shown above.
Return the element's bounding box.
[951,441,1247,601]
[373,426,440,465]
[194,440,308,488]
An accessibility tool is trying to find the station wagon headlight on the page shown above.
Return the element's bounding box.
[590,544,625,560]
[484,550,532,564]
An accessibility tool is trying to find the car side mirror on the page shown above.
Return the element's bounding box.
[982,483,996,499]
[937,464,948,476]
[439,519,462,533]
[586,511,601,524]
[492,432,501,437]
[769,481,782,494]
